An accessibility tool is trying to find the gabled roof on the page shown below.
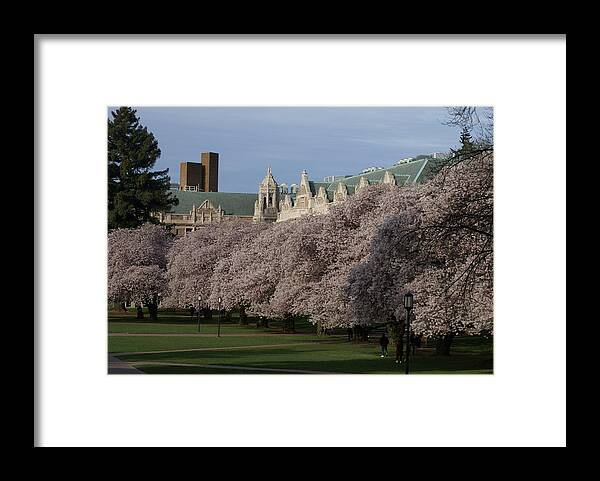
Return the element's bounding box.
[168,191,257,216]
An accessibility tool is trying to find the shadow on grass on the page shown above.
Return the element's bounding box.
[137,366,306,374]
[121,344,493,374]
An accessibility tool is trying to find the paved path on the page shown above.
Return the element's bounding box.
[108,355,144,374]
[131,361,339,374]
[111,340,338,357]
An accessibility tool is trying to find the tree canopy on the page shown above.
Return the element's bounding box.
[108,107,178,230]
[108,223,174,320]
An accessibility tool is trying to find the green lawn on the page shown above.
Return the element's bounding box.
[109,321,276,335]
[108,311,493,374]
[108,311,320,335]
[109,333,330,353]
[126,345,492,373]
[138,365,308,374]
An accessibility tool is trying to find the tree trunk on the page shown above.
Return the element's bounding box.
[203,307,212,320]
[352,326,369,342]
[282,316,296,333]
[435,333,454,356]
[120,302,128,312]
[148,303,158,321]
[239,306,248,325]
[136,305,144,319]
[317,321,326,337]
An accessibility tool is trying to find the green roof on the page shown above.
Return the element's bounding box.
[285,157,446,203]
[168,156,447,214]
[325,157,431,193]
[168,191,256,216]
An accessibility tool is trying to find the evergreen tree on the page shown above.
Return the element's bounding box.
[458,126,475,153]
[108,107,178,229]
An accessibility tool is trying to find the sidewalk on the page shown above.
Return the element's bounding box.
[108,355,144,374]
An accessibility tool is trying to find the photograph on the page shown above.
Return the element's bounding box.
[107,106,494,375]
[36,34,565,447]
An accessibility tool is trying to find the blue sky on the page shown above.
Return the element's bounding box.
[108,107,464,193]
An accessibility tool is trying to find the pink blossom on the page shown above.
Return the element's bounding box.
[108,223,173,305]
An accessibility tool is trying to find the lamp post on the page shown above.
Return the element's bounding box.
[197,295,202,333]
[403,292,414,375]
[217,296,223,338]
[154,293,161,321]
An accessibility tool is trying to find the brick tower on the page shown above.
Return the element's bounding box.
[179,162,203,191]
[201,152,219,192]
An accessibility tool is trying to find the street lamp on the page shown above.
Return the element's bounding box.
[155,293,161,321]
[197,295,202,333]
[217,296,223,338]
[403,292,414,375]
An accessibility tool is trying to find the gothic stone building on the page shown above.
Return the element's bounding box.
[253,154,445,223]
[158,152,445,235]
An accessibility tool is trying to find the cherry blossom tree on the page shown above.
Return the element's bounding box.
[210,216,326,331]
[166,219,268,321]
[347,152,493,353]
[268,215,328,331]
[410,151,493,352]
[345,185,424,341]
[107,223,173,320]
[294,184,403,338]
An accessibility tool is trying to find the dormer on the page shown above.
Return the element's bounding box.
[382,171,397,185]
[355,176,370,193]
[333,182,348,203]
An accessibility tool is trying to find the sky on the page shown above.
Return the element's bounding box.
[108,107,464,193]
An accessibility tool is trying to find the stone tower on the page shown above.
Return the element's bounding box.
[253,166,280,222]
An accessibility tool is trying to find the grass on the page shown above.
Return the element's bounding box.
[108,311,320,335]
[108,310,493,374]
[109,321,273,335]
[137,366,307,374]
[109,333,329,353]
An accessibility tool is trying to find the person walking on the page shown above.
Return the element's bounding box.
[395,335,403,364]
[379,332,390,357]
